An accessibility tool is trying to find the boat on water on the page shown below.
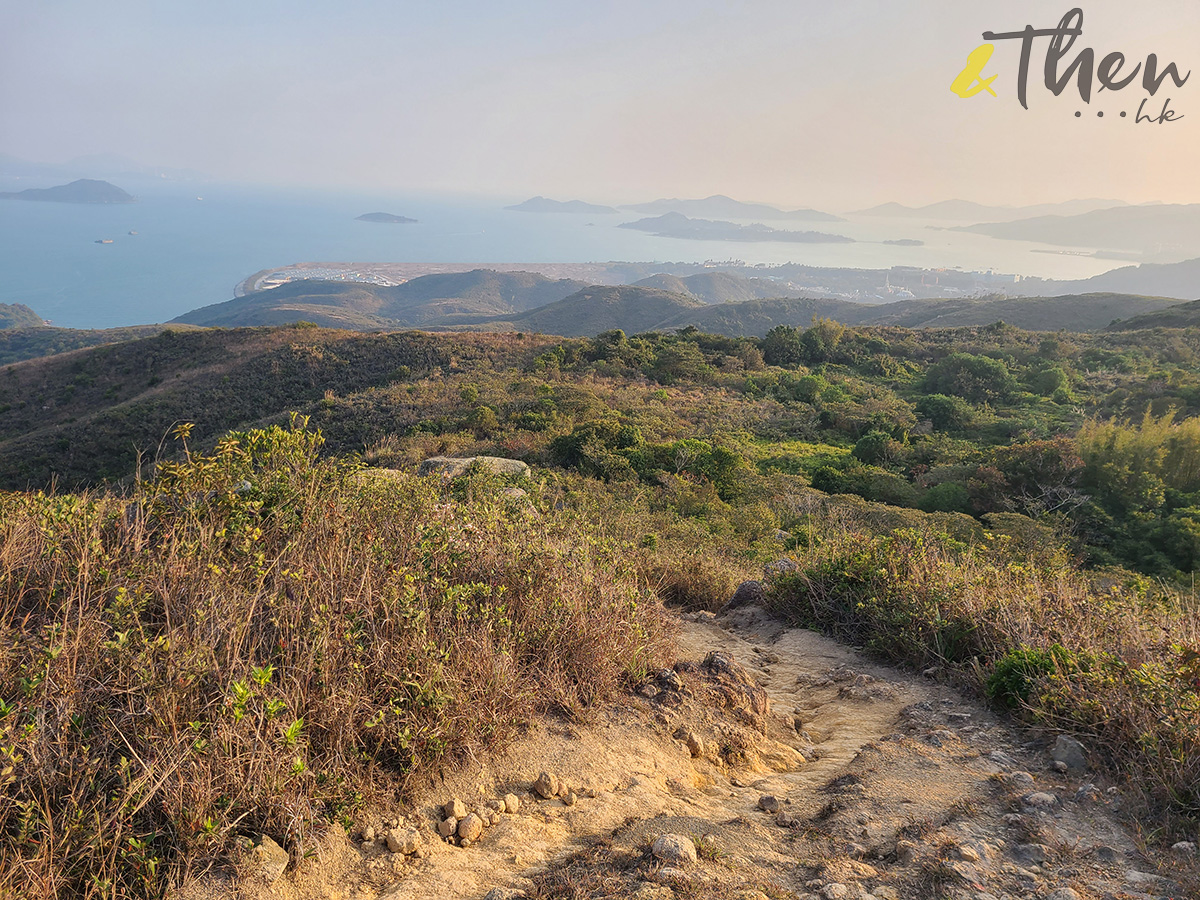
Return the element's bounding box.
[128,230,138,235]
[95,239,114,244]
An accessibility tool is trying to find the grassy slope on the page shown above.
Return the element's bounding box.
[0,325,208,366]
[1107,297,1200,331]
[497,286,709,336]
[0,326,551,488]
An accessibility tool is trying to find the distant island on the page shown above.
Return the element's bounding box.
[0,178,134,204]
[619,211,854,244]
[852,198,1128,222]
[882,239,924,246]
[505,196,618,214]
[355,212,418,224]
[622,194,842,222]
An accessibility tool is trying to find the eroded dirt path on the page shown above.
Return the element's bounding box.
[222,604,1192,900]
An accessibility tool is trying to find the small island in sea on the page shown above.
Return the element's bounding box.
[505,196,618,214]
[355,212,418,224]
[883,238,924,246]
[0,178,134,204]
[619,211,854,244]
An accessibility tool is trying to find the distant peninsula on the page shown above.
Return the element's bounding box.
[883,238,924,246]
[619,212,854,244]
[623,195,842,222]
[355,212,418,224]
[0,178,134,204]
[505,196,618,214]
[0,303,44,329]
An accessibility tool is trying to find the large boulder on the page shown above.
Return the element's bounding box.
[418,456,529,479]
[721,580,766,613]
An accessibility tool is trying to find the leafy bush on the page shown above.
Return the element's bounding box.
[986,644,1077,710]
[923,352,1017,404]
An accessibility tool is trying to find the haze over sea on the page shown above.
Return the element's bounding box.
[0,178,1127,330]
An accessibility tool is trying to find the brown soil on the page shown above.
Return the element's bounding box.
[182,604,1197,900]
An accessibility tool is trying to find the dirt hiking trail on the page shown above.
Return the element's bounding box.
[201,602,1196,900]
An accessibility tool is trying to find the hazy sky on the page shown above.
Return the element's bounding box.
[2,0,1198,208]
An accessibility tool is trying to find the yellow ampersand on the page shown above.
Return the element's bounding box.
[951,43,998,98]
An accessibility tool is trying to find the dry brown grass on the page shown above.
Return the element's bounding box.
[0,421,673,898]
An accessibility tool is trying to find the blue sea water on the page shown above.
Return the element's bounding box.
[0,179,1123,329]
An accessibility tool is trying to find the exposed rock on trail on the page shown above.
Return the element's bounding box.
[195,600,1191,900]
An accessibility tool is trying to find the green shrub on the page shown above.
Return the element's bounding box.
[986,645,1076,710]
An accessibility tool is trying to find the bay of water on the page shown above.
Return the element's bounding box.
[0,179,1125,329]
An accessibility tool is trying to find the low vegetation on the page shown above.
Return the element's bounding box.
[0,421,684,897]
[761,525,1199,833]
[5,313,1200,893]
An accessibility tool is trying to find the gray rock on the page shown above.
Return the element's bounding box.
[652,833,697,865]
[1022,791,1058,808]
[723,580,767,612]
[758,794,780,813]
[457,813,484,843]
[418,456,529,479]
[820,885,849,900]
[1171,840,1197,855]
[1012,843,1050,865]
[246,834,289,883]
[437,817,457,838]
[503,792,521,813]
[1046,889,1080,900]
[563,792,577,807]
[1124,869,1172,888]
[533,771,559,799]
[443,798,467,820]
[362,825,375,843]
[1007,771,1035,789]
[1093,845,1119,862]
[1051,735,1088,771]
[386,827,420,855]
[987,749,1017,769]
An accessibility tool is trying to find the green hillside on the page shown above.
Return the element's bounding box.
[0,303,44,329]
[1106,297,1200,330]
[0,324,205,365]
[498,285,708,335]
[173,270,591,329]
